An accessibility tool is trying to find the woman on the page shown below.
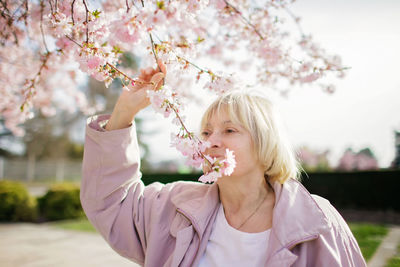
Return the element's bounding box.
[81,64,366,266]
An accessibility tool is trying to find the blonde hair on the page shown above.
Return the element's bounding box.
[200,90,300,184]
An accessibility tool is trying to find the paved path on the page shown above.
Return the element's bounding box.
[0,223,140,267]
[368,226,400,267]
[2,223,400,267]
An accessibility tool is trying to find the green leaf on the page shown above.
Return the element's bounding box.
[197,36,205,43]
[112,46,123,54]
[92,10,101,19]
[157,1,165,10]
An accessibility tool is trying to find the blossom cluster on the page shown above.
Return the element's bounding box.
[199,149,237,183]
[1,0,346,181]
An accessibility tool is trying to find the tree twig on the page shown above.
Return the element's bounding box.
[21,53,51,111]
[71,0,76,25]
[223,0,265,40]
[82,0,89,43]
[125,0,130,13]
[40,0,49,53]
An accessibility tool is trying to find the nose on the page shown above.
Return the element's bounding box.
[207,132,222,148]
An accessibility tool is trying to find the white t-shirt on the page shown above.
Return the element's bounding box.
[198,203,271,267]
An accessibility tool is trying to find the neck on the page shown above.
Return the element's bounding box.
[217,170,272,214]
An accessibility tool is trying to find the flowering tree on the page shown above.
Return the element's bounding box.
[0,0,346,181]
[337,148,378,171]
[297,146,331,172]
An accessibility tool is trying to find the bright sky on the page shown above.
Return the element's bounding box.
[141,0,400,168]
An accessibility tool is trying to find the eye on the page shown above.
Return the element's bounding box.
[225,128,236,134]
[201,130,210,137]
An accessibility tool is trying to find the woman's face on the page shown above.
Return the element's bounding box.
[201,108,263,178]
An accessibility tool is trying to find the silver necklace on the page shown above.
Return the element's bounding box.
[236,193,268,230]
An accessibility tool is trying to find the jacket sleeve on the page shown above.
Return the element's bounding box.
[80,114,159,265]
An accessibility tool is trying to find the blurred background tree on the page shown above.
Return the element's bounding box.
[337,147,378,171]
[0,52,155,180]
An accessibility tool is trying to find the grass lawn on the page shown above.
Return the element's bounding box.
[49,217,96,233]
[51,218,389,262]
[385,244,400,267]
[349,223,388,261]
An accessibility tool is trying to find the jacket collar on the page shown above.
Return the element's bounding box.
[171,178,331,248]
[171,182,220,238]
[269,178,331,251]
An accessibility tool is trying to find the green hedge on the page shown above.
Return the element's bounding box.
[0,180,38,222]
[300,170,400,211]
[38,183,84,221]
[142,170,400,211]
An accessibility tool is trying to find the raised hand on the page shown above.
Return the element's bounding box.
[105,61,166,131]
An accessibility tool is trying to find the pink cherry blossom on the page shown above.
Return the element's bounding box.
[0,0,347,161]
[199,171,222,183]
[300,72,321,83]
[221,149,236,176]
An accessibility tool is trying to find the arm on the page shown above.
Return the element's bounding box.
[81,116,148,263]
[80,63,166,263]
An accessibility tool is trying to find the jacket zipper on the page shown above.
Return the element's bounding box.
[176,208,201,267]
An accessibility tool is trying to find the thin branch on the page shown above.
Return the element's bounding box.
[82,0,89,43]
[152,34,216,79]
[40,0,49,53]
[105,62,153,86]
[21,53,51,111]
[167,102,212,166]
[71,0,76,25]
[125,0,130,13]
[149,33,162,72]
[175,55,212,75]
[65,35,82,47]
[223,0,265,40]
[48,0,54,14]
[283,6,304,37]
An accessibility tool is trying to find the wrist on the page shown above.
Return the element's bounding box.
[105,109,137,131]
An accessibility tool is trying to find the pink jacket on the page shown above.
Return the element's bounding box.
[81,115,367,267]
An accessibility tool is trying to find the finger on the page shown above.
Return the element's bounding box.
[151,72,164,82]
[138,69,147,80]
[144,67,153,75]
[157,59,167,75]
[150,72,165,88]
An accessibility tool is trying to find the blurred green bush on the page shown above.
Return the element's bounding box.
[38,183,83,221]
[0,180,38,222]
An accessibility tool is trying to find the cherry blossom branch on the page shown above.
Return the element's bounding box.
[64,34,154,88]
[223,0,265,40]
[145,16,213,167]
[82,0,90,43]
[152,34,219,81]
[283,6,305,37]
[40,0,49,53]
[65,34,81,47]
[0,0,29,45]
[125,0,130,13]
[70,0,91,43]
[71,0,76,25]
[149,33,162,73]
[48,0,54,14]
[167,101,212,166]
[105,62,153,86]
[20,52,51,111]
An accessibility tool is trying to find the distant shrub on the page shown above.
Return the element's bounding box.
[0,180,38,222]
[38,183,83,221]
